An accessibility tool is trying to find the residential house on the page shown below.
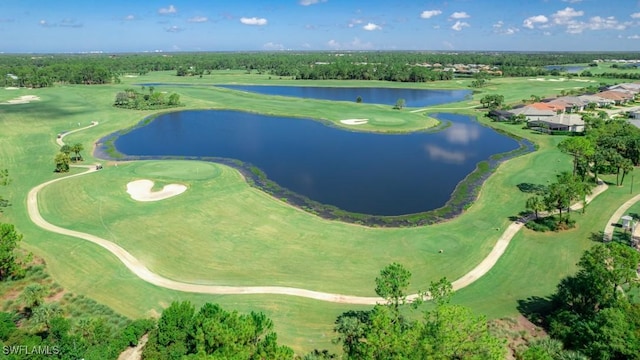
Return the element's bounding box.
[578,94,615,107]
[528,113,585,133]
[529,102,565,113]
[554,96,589,112]
[545,99,573,113]
[608,83,640,94]
[487,109,514,122]
[597,90,634,105]
[507,105,557,121]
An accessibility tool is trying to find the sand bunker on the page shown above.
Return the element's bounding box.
[126,179,187,202]
[4,87,19,90]
[340,118,369,125]
[1,95,40,104]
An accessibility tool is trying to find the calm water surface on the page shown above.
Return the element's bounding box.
[115,110,519,215]
[217,85,471,107]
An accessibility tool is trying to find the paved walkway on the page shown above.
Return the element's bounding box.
[26,124,609,304]
[602,193,640,241]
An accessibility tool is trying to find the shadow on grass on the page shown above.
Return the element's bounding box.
[517,296,554,328]
[517,183,547,194]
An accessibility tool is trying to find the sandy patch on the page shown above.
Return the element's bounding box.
[126,179,187,202]
[575,79,595,82]
[527,78,567,82]
[1,95,40,104]
[4,87,19,90]
[124,75,138,78]
[340,118,369,125]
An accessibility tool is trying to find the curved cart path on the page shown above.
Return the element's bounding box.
[26,124,607,305]
[603,193,640,241]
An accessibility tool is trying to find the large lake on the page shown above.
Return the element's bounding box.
[114,110,519,216]
[218,85,471,107]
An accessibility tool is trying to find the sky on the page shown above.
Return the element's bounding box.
[1,0,640,53]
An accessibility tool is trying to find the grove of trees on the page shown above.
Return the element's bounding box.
[541,242,640,359]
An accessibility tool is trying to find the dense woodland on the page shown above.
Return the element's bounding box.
[2,51,640,87]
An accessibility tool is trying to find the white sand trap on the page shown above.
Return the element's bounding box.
[126,179,187,202]
[340,118,369,125]
[1,95,40,105]
[124,75,138,78]
[4,87,19,90]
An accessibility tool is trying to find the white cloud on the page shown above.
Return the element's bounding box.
[299,0,326,5]
[628,34,640,39]
[240,17,267,26]
[565,15,627,34]
[552,7,583,25]
[158,5,177,15]
[631,13,640,19]
[562,0,583,2]
[523,15,548,29]
[451,21,469,31]
[38,19,52,27]
[493,22,519,35]
[188,16,208,23]
[420,10,442,19]
[363,22,381,31]
[450,12,470,19]
[165,25,183,32]
[327,37,373,50]
[348,18,363,28]
[263,42,284,50]
[124,15,135,21]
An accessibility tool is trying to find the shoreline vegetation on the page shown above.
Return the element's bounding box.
[94,111,534,227]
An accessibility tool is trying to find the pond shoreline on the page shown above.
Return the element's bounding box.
[94,111,534,227]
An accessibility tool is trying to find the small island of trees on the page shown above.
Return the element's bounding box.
[114,86,181,110]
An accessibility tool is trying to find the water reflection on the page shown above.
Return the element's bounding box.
[114,110,518,215]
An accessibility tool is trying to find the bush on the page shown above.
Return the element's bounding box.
[525,216,576,232]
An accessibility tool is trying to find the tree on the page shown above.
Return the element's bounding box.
[335,272,505,359]
[619,158,634,186]
[0,222,24,281]
[54,152,70,172]
[558,137,594,177]
[167,93,180,106]
[31,302,62,332]
[356,96,362,103]
[18,283,47,313]
[393,98,405,110]
[0,168,9,211]
[526,196,544,219]
[374,262,411,313]
[70,143,84,162]
[547,242,640,358]
[480,94,505,110]
[143,301,293,359]
[59,144,71,156]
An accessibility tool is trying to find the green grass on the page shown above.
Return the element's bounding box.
[2,72,637,354]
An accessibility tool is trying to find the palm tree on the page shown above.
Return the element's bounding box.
[32,302,62,332]
[18,283,47,314]
[71,143,84,162]
[526,196,544,219]
[59,144,71,156]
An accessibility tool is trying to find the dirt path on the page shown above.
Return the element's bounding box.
[117,334,148,360]
[26,124,608,305]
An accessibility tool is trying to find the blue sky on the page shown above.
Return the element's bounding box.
[1,0,640,53]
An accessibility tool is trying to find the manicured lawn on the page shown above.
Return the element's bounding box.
[1,73,635,354]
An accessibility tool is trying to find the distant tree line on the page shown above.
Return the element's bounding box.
[3,52,640,87]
